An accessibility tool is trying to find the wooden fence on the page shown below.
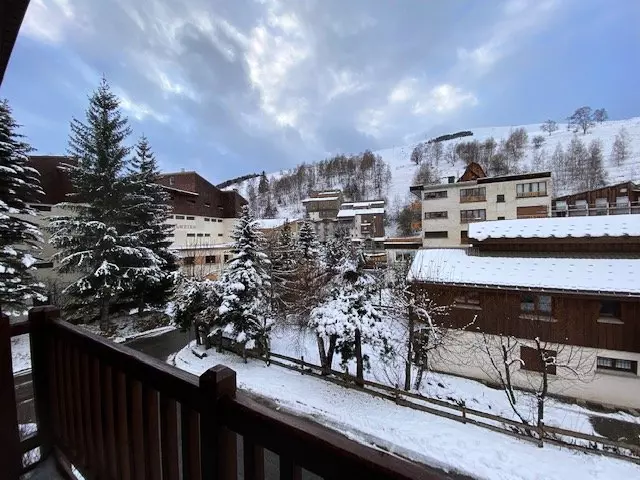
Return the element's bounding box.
[231,347,640,465]
[1,307,453,480]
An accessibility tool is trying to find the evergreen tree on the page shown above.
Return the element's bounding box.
[126,135,178,315]
[309,252,393,385]
[0,100,45,314]
[322,228,351,274]
[297,221,319,260]
[258,171,269,194]
[266,220,298,314]
[50,79,160,328]
[216,205,272,359]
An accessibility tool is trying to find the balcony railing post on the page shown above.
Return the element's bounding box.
[0,312,21,480]
[28,305,60,461]
[199,365,237,480]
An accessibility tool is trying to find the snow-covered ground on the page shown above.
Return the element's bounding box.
[11,333,31,373]
[174,336,640,480]
[226,117,640,222]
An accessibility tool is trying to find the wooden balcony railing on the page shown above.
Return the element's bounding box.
[2,307,444,480]
[551,202,640,217]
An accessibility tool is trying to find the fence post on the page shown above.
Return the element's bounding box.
[300,356,304,375]
[0,313,22,480]
[537,420,544,448]
[29,306,60,460]
[199,364,237,480]
[461,405,467,424]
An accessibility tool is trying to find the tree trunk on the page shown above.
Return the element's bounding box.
[326,335,337,373]
[404,306,414,391]
[502,344,517,405]
[414,364,425,390]
[355,329,364,387]
[316,334,329,375]
[99,298,110,331]
[137,295,145,317]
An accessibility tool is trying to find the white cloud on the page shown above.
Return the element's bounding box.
[413,84,478,115]
[117,90,168,123]
[326,69,368,101]
[22,0,75,43]
[456,0,559,75]
[388,77,417,104]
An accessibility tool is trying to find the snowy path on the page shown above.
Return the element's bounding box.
[174,344,640,480]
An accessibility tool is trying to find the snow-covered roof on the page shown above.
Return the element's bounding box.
[408,248,640,296]
[337,207,385,218]
[341,200,385,208]
[301,196,339,203]
[255,218,297,229]
[470,215,640,241]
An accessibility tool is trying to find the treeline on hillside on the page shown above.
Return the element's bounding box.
[427,130,473,144]
[245,150,392,218]
[217,173,260,189]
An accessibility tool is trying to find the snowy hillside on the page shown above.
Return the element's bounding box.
[225,117,640,221]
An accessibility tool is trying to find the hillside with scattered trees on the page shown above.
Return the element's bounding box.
[222,107,640,234]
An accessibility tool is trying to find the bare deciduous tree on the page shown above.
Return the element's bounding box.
[540,120,558,136]
[567,106,595,135]
[593,108,608,123]
[610,127,631,167]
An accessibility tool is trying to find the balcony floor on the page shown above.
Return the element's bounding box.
[21,458,65,480]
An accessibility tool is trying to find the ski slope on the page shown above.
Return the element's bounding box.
[225,117,640,220]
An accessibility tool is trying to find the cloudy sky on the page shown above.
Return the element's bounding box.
[3,0,640,183]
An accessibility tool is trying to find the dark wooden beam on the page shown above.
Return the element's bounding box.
[0,0,30,86]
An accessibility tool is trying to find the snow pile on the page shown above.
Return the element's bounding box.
[11,333,31,373]
[173,341,640,480]
[470,214,640,241]
[408,248,640,294]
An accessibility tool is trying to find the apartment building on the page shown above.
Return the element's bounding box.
[156,172,246,279]
[409,215,640,408]
[301,190,343,242]
[410,163,552,247]
[337,200,386,241]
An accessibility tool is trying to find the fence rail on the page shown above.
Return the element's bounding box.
[256,350,640,464]
[2,307,450,480]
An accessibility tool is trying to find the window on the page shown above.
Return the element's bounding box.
[497,216,505,220]
[205,255,218,264]
[460,187,486,203]
[595,198,608,215]
[218,233,223,237]
[496,194,505,203]
[204,233,211,237]
[461,230,469,242]
[520,294,552,318]
[454,292,481,310]
[516,181,547,198]
[224,254,232,263]
[598,301,621,323]
[217,219,223,223]
[183,256,195,265]
[186,216,195,220]
[424,231,448,239]
[175,215,185,220]
[197,233,203,237]
[186,233,195,238]
[169,176,175,186]
[32,204,52,212]
[424,211,448,220]
[596,357,637,374]
[460,209,486,223]
[204,218,210,222]
[520,346,557,375]
[423,190,447,200]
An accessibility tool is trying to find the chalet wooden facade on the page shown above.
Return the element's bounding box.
[552,181,640,216]
[409,215,640,407]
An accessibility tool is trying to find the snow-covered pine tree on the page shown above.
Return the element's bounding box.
[125,135,177,315]
[309,252,393,384]
[216,205,272,359]
[0,100,45,315]
[322,227,351,274]
[297,220,319,260]
[50,79,161,329]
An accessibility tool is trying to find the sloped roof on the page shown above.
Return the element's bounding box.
[408,248,640,296]
[469,215,640,241]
